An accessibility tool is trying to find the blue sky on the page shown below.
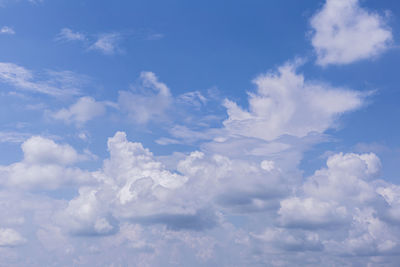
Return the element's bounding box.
[1,0,400,266]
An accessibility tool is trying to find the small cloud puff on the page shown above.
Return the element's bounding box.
[310,0,393,66]
[0,26,15,35]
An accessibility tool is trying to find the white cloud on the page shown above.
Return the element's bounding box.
[310,0,393,66]
[0,62,81,96]
[177,91,207,108]
[0,136,93,190]
[119,71,172,124]
[56,28,124,55]
[302,152,381,203]
[222,61,365,141]
[278,197,348,229]
[52,96,107,126]
[0,131,30,143]
[21,136,81,165]
[0,228,26,247]
[56,28,86,42]
[0,129,400,265]
[0,26,15,35]
[89,33,121,55]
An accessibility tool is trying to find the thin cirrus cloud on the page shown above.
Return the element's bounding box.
[310,0,393,66]
[56,28,122,55]
[0,62,83,96]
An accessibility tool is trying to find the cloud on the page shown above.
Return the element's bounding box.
[89,33,122,55]
[0,131,30,143]
[0,228,26,247]
[1,129,400,265]
[0,0,42,7]
[222,61,365,141]
[278,197,348,229]
[55,28,86,42]
[0,26,15,35]
[56,28,123,55]
[0,136,94,190]
[310,0,393,66]
[52,96,107,126]
[0,62,81,96]
[252,228,323,252]
[119,72,172,124]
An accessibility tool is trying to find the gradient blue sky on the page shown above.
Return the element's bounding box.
[0,0,400,266]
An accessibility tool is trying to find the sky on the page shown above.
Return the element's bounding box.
[0,0,400,266]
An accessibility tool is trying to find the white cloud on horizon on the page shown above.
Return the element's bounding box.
[0,128,399,265]
[310,0,393,66]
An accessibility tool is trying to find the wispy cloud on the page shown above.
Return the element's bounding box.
[89,33,122,55]
[0,62,83,96]
[0,131,30,143]
[0,26,15,35]
[55,28,123,55]
[55,28,86,42]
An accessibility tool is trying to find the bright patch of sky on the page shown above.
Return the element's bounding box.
[0,0,400,266]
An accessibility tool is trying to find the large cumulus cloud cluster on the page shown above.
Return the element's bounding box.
[0,60,399,266]
[0,0,398,265]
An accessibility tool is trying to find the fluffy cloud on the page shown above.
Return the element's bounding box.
[0,136,93,190]
[278,197,348,229]
[52,96,107,126]
[222,61,364,141]
[1,130,400,265]
[310,0,393,66]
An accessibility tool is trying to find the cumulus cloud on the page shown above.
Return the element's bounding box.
[52,96,107,126]
[0,136,93,190]
[1,128,400,266]
[222,61,365,141]
[310,0,393,66]
[0,62,82,96]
